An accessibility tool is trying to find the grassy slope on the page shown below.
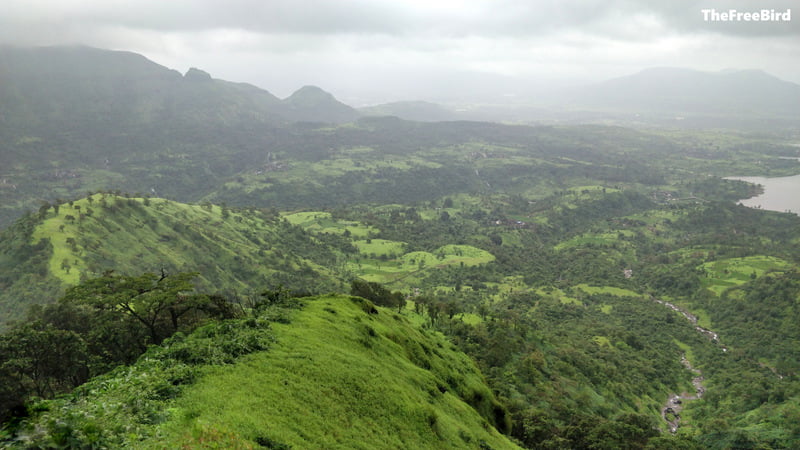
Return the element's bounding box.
[16,295,516,448]
[1,195,345,325]
[150,296,518,449]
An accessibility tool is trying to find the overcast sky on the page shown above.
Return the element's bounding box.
[2,0,798,104]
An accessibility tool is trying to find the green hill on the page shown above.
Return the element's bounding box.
[0,194,346,326]
[9,295,519,449]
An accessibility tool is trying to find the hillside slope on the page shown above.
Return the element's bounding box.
[10,295,519,449]
[0,194,346,325]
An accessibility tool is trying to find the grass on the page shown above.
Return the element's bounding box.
[555,231,634,251]
[593,336,612,348]
[147,296,519,449]
[31,199,95,284]
[455,312,484,325]
[354,239,407,257]
[574,284,644,298]
[673,339,695,365]
[29,195,342,293]
[283,211,378,237]
[698,255,792,296]
[348,245,495,288]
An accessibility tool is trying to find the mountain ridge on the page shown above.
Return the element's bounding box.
[567,66,800,116]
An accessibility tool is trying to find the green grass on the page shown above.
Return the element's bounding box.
[592,336,612,348]
[698,255,792,296]
[283,211,378,237]
[532,287,581,306]
[147,296,519,449]
[455,312,484,325]
[673,339,695,365]
[354,239,407,257]
[555,231,634,251]
[29,195,342,294]
[348,245,495,288]
[574,284,644,298]
[31,205,88,284]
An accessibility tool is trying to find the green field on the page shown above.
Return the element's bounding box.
[699,255,792,296]
[283,211,378,237]
[354,239,407,257]
[349,244,495,287]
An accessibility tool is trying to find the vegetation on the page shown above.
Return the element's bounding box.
[3,46,800,448]
[2,291,518,449]
[0,194,344,325]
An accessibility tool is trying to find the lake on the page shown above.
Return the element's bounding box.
[726,174,800,215]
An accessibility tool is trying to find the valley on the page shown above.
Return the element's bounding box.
[1,46,800,449]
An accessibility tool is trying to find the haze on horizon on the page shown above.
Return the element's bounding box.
[1,0,799,105]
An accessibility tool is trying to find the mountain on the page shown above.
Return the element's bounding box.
[359,100,458,122]
[568,67,800,117]
[0,46,363,131]
[0,194,346,326]
[0,45,286,133]
[280,85,360,123]
[0,46,367,228]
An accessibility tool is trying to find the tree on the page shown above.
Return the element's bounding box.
[63,271,201,344]
[0,322,88,420]
[350,279,403,310]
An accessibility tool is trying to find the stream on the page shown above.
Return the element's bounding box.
[652,297,725,433]
[661,355,704,433]
[653,296,787,432]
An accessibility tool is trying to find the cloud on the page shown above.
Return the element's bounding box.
[1,0,798,102]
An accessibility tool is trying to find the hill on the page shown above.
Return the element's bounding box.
[7,295,518,449]
[281,85,360,123]
[0,194,346,326]
[568,67,800,117]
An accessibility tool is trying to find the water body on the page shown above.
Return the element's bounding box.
[725,174,800,215]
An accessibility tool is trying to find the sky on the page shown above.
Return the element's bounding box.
[1,0,798,105]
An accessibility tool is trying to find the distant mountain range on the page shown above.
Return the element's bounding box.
[568,67,800,117]
[2,46,798,130]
